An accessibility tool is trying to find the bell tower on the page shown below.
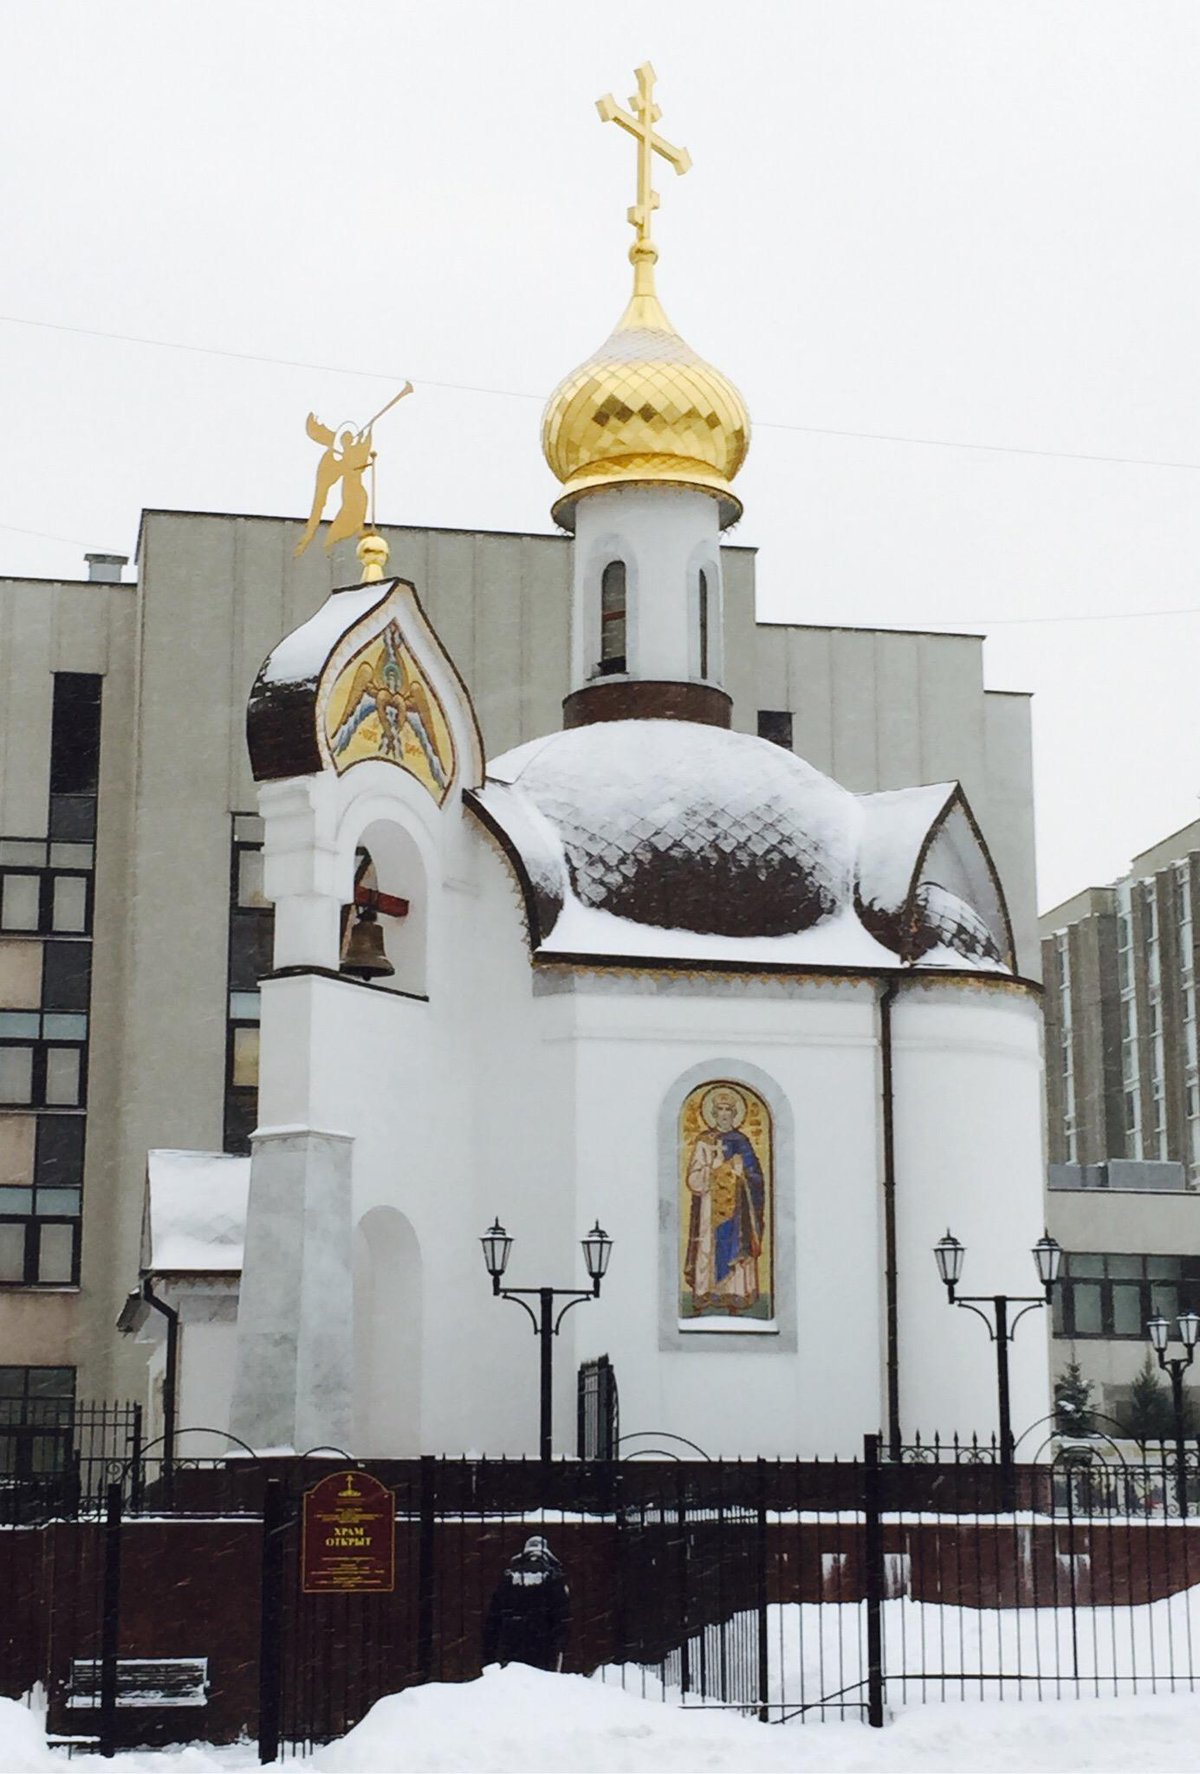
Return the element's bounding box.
[541,65,751,729]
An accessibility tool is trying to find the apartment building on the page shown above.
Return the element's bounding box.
[1042,823,1200,1418]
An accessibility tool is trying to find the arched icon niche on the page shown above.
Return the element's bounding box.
[678,1080,774,1325]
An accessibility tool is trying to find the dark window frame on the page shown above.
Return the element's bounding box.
[0,841,94,938]
[1053,1251,1200,1340]
[0,1114,85,1289]
[597,560,627,676]
[0,1365,77,1475]
[0,1216,81,1288]
[0,1014,88,1110]
[224,819,270,1156]
[757,710,794,750]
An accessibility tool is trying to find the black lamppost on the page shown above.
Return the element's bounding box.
[1146,1309,1200,1519]
[934,1228,1063,1507]
[480,1218,613,1461]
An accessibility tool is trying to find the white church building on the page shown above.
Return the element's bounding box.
[133,71,1050,1463]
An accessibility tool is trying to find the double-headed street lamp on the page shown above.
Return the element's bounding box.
[480,1218,613,1461]
[934,1228,1063,1506]
[1146,1309,1200,1519]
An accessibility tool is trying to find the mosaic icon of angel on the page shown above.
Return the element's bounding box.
[329,621,448,788]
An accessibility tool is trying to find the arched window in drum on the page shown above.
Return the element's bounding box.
[598,560,627,675]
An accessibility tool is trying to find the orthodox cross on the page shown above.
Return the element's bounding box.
[596,63,691,266]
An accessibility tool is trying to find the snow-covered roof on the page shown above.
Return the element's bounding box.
[145,1149,249,1274]
[470,720,1014,974]
[260,583,388,687]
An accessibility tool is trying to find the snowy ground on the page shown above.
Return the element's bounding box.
[6,1669,1200,1774]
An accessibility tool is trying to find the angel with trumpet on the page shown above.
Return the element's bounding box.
[294,383,413,558]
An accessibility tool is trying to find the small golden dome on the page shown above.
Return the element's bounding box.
[356,531,391,583]
[542,282,751,532]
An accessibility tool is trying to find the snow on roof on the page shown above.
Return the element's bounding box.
[541,896,901,968]
[146,1149,249,1274]
[259,582,388,686]
[477,721,1012,974]
[856,784,954,916]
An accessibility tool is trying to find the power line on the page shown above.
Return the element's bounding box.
[976,605,1200,627]
[2,311,1199,473]
[0,519,113,549]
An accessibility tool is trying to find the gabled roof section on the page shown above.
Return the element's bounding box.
[143,1150,249,1275]
[856,784,1015,971]
[247,575,484,794]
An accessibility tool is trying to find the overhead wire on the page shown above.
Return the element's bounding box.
[2,311,1198,625]
[3,310,1199,472]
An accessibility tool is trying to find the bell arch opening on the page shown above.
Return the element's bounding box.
[339,817,428,996]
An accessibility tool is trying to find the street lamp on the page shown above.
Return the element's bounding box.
[1146,1310,1200,1519]
[933,1226,1062,1507]
[480,1218,613,1461]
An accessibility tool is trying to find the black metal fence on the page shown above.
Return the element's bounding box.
[0,1399,141,1525]
[4,1432,1200,1757]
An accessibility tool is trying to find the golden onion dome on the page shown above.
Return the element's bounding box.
[542,277,751,532]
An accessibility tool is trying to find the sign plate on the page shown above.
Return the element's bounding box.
[301,1470,395,1593]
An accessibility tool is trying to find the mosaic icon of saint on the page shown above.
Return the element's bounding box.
[683,1085,768,1316]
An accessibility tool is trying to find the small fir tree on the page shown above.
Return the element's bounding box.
[1054,1360,1094,1435]
[1120,1353,1172,1442]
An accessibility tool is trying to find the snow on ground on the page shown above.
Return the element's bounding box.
[8,1669,1200,1774]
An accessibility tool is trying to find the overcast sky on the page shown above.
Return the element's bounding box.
[1,2,1197,912]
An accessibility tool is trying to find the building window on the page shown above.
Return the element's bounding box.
[1056,931,1077,1162]
[0,1366,76,1474]
[597,561,627,676]
[49,674,101,842]
[1117,884,1141,1157]
[0,1116,84,1286]
[0,1013,87,1108]
[0,841,94,936]
[1053,1252,1200,1339]
[757,711,793,750]
[698,568,710,679]
[1142,883,1168,1160]
[225,816,271,1155]
[0,676,100,1293]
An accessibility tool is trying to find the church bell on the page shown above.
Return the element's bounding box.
[341,904,395,981]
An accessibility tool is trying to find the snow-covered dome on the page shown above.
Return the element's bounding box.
[469,721,1016,974]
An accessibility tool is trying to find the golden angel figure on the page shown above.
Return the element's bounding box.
[294,419,373,557]
[294,384,413,558]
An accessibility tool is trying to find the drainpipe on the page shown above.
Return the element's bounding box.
[879,980,902,1461]
[141,1278,179,1474]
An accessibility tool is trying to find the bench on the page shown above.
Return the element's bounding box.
[66,1657,209,1710]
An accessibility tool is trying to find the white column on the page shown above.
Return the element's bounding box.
[258,776,345,971]
[229,1126,355,1453]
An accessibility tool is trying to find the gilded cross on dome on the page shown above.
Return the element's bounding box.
[596,63,691,288]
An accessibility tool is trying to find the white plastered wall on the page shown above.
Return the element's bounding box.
[571,487,723,689]
[562,980,885,1458]
[892,984,1050,1446]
